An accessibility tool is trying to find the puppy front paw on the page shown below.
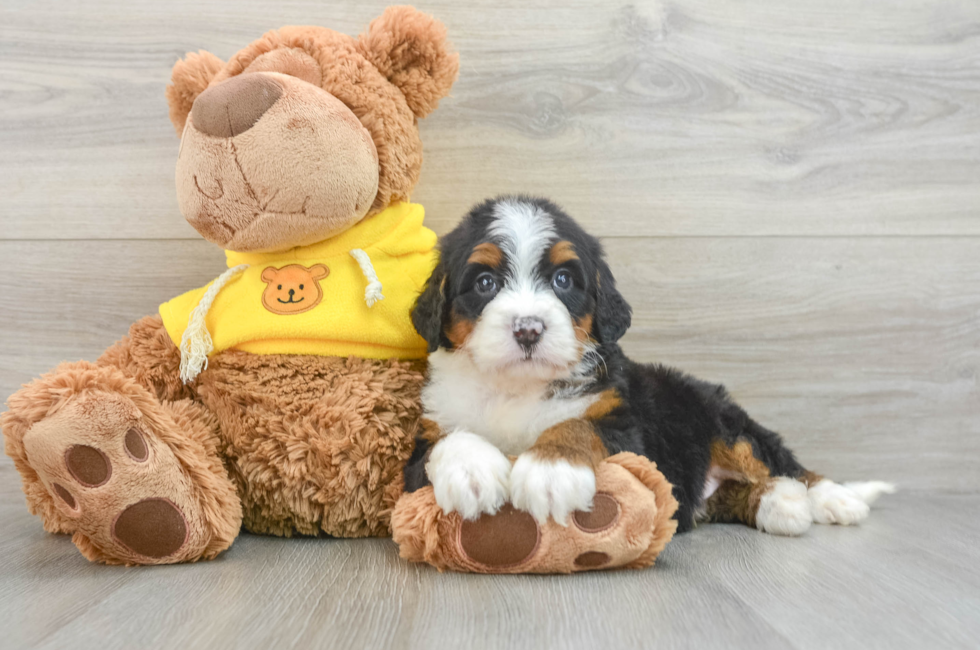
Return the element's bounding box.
[510,454,596,526]
[426,432,511,520]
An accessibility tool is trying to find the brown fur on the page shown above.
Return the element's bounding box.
[194,351,424,537]
[356,6,460,119]
[467,242,503,269]
[801,469,825,488]
[392,453,679,574]
[705,479,773,527]
[445,310,476,348]
[574,314,594,344]
[583,388,622,421]
[549,240,579,266]
[527,419,608,469]
[418,418,444,445]
[165,50,224,134]
[705,439,780,527]
[96,315,194,403]
[243,47,323,87]
[709,439,772,482]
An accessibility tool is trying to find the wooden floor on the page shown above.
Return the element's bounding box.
[1,468,977,650]
[1,0,978,648]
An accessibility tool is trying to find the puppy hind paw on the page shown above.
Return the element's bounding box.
[756,477,812,536]
[809,480,871,525]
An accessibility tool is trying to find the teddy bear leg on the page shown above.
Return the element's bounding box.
[392,453,679,573]
[3,363,242,565]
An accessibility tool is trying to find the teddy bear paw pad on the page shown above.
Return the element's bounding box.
[65,444,112,487]
[574,551,611,568]
[572,493,620,533]
[112,498,188,558]
[458,505,540,569]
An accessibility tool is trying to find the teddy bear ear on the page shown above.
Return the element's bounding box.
[165,50,225,135]
[357,6,460,119]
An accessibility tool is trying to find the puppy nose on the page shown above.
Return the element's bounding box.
[190,74,283,137]
[513,317,545,348]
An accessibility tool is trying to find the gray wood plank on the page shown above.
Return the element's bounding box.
[1,459,976,650]
[2,0,979,239]
[2,238,976,491]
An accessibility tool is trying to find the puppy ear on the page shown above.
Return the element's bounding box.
[594,259,632,344]
[411,262,449,353]
[357,5,459,119]
[166,50,224,135]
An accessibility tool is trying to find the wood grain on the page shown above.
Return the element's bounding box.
[1,0,979,238]
[1,471,976,650]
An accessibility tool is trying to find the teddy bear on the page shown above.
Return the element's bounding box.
[1,5,458,565]
[2,6,679,572]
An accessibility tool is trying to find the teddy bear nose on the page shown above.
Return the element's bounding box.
[190,74,283,137]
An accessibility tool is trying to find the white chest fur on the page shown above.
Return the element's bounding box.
[423,349,597,456]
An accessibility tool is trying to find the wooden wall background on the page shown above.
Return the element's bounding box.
[1,0,978,492]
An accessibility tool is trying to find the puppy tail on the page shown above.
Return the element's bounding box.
[841,481,896,505]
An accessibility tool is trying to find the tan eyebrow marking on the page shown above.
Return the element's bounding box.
[549,240,578,265]
[445,309,476,348]
[467,242,503,268]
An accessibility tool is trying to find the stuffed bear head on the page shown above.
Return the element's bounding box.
[165,6,458,253]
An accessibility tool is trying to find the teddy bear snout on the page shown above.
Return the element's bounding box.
[191,74,283,137]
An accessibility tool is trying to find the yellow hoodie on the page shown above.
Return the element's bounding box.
[160,202,436,378]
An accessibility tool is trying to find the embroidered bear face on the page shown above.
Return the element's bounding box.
[260,264,329,315]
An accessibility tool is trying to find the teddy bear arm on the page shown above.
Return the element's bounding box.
[391,453,680,574]
[96,314,194,403]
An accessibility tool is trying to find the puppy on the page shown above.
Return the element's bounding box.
[405,196,894,535]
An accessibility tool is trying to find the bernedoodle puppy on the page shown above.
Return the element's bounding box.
[405,195,894,535]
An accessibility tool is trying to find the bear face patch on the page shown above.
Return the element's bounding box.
[260,264,329,315]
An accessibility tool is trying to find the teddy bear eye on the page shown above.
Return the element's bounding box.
[299,284,304,290]
[278,285,282,290]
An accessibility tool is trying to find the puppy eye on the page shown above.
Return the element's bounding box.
[552,270,573,291]
[475,272,498,296]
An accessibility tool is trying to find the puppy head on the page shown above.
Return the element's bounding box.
[412,196,632,383]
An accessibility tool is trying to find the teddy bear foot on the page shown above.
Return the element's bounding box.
[21,390,233,565]
[391,453,680,574]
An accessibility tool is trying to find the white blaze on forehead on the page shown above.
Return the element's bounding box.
[489,199,556,288]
